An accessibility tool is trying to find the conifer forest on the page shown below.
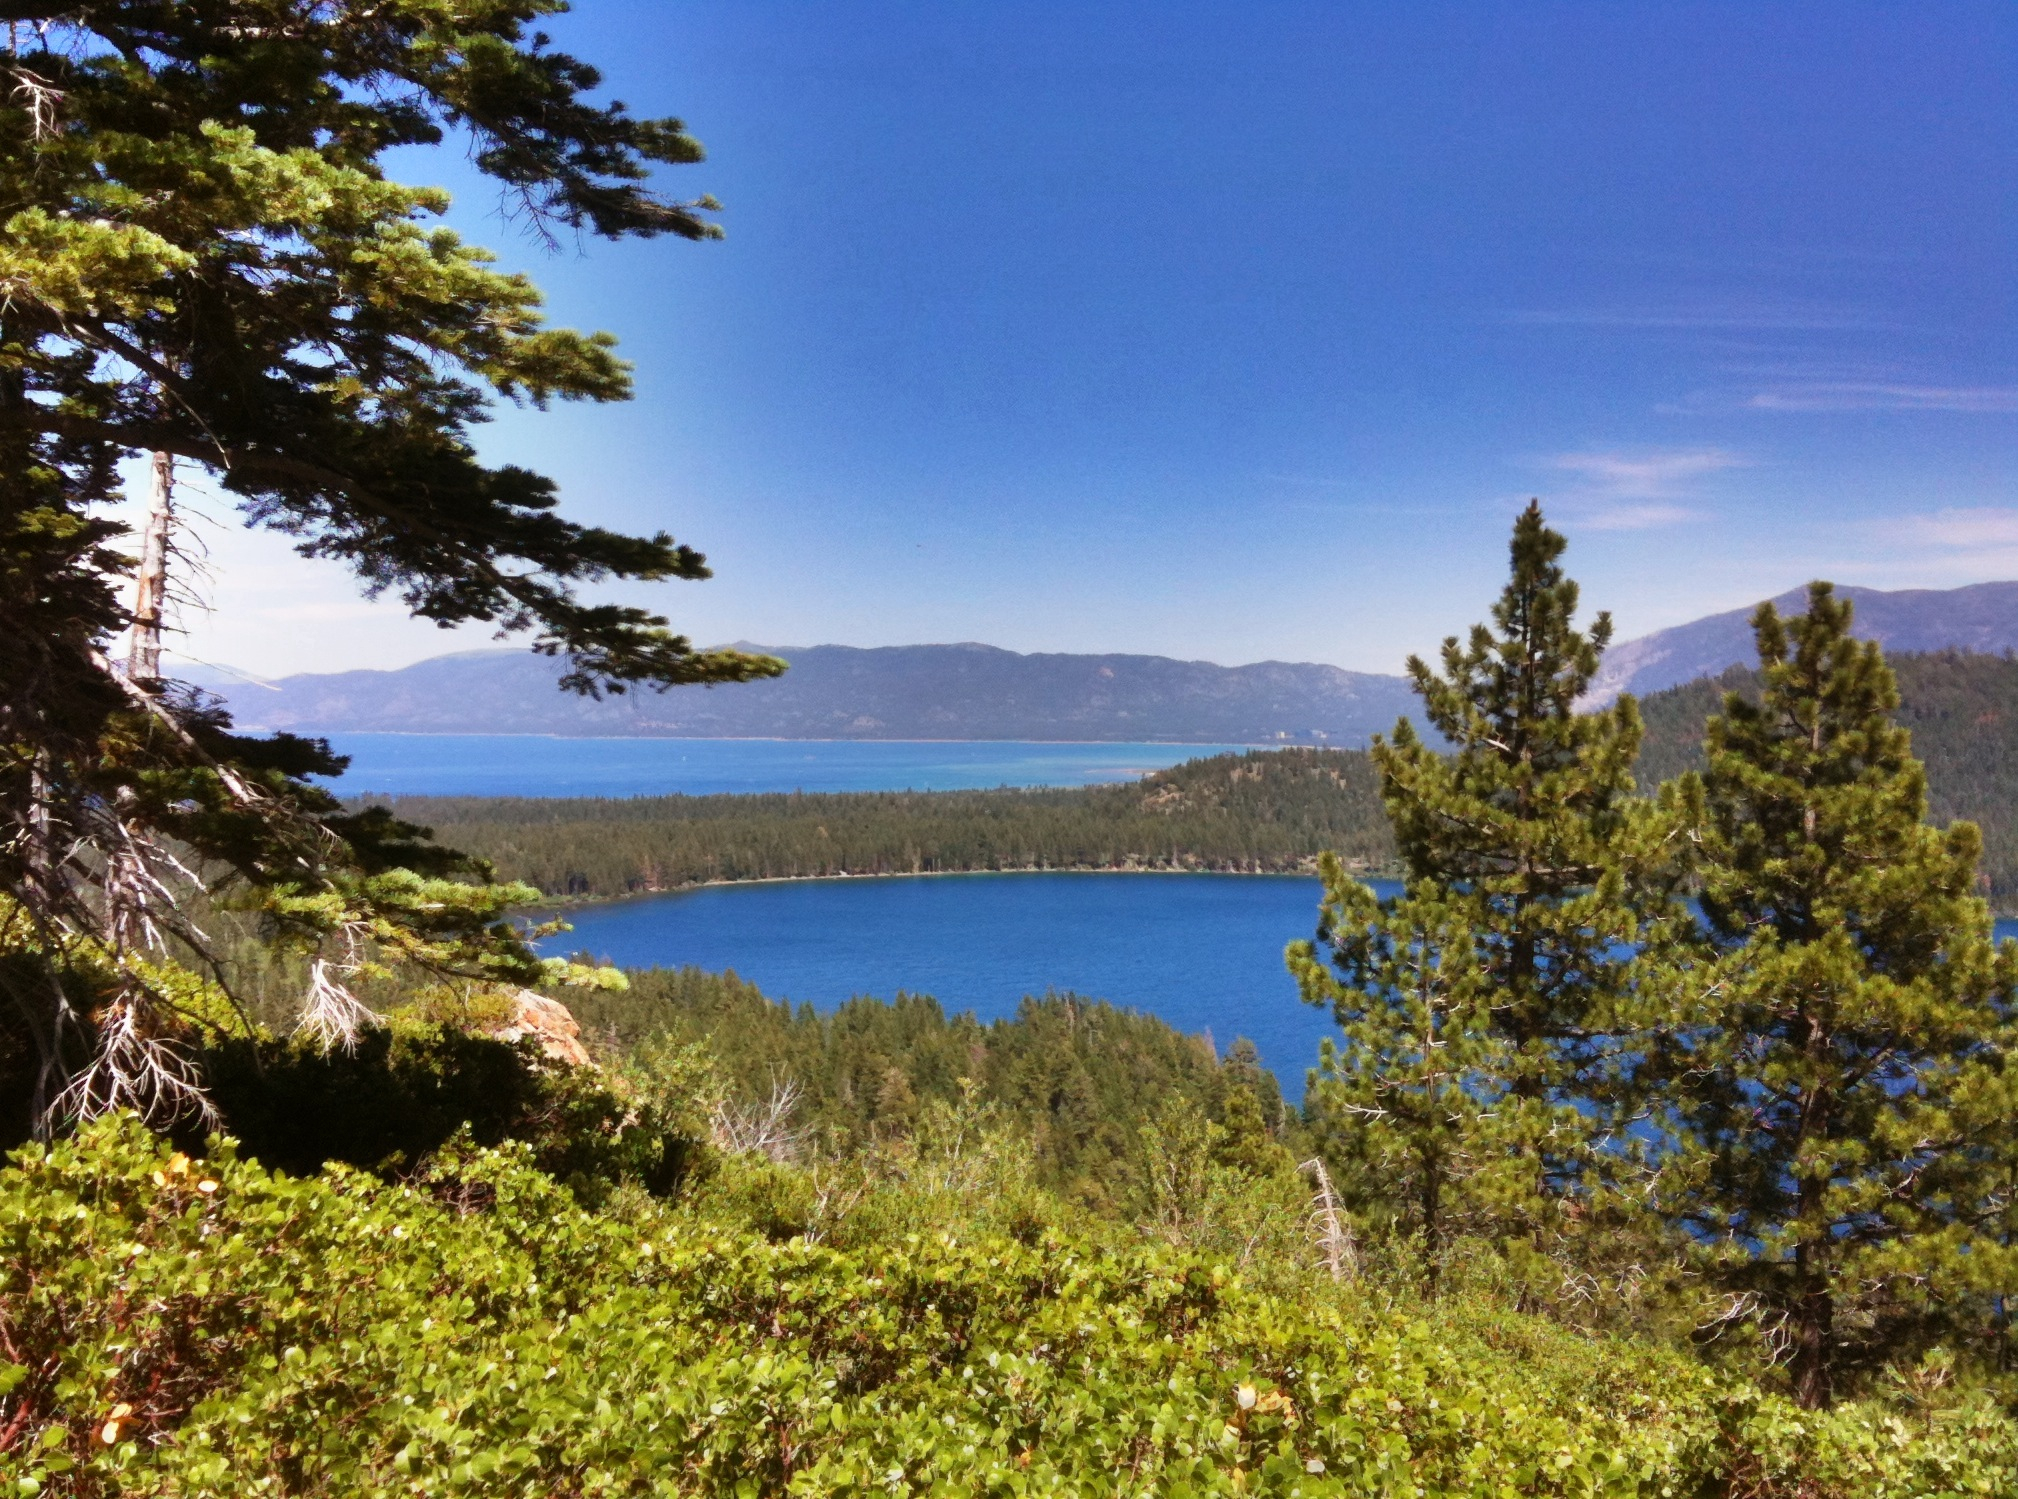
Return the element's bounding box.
[2,6,2015,1496]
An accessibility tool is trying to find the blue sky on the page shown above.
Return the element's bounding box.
[169,1,2016,678]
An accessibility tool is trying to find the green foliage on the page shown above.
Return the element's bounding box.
[1291,875,1521,1290]
[1638,585,2018,1408]
[190,1025,697,1205]
[9,1113,2014,1496]
[0,0,783,1129]
[571,967,1299,1210]
[0,2,777,691]
[378,747,1397,898]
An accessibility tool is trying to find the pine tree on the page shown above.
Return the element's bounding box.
[1646,583,2018,1408]
[0,4,783,1128]
[1292,503,1672,1283]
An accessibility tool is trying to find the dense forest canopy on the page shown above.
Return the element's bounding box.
[382,745,1394,896]
[1637,649,2018,899]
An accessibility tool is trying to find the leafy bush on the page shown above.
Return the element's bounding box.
[6,1116,2015,1496]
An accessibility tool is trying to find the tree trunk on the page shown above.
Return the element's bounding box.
[1791,1186,1840,1412]
[1791,1279,1834,1409]
[1420,1150,1444,1297]
[127,449,173,681]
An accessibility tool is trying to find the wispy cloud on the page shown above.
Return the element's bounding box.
[1547,448,1747,498]
[1815,508,2018,587]
[1746,382,2018,413]
[1886,507,2018,549]
[1530,447,1748,532]
[1506,304,1889,334]
[1541,441,1751,496]
[1573,501,1700,532]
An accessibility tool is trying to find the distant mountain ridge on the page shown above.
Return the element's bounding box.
[190,643,1424,747]
[184,580,2018,742]
[1584,581,2018,707]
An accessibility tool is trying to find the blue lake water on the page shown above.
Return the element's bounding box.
[545,871,1363,1099]
[542,872,2018,1102]
[321,735,1257,797]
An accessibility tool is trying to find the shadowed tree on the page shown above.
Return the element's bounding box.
[0,3,782,1129]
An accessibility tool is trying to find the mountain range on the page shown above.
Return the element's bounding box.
[184,645,1423,746]
[183,580,2018,746]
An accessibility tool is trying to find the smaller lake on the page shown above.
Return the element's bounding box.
[321,735,1257,797]
[546,871,1362,1099]
[542,874,2018,1102]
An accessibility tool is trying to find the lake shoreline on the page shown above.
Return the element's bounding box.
[529,857,2016,920]
[531,858,1388,916]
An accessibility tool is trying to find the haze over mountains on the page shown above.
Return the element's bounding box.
[186,581,2018,746]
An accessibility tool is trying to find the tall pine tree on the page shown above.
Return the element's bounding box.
[1645,583,2018,1408]
[1293,503,1673,1285]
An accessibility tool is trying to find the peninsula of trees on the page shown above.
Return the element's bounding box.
[383,646,2018,906]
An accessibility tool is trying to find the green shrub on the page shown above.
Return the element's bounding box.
[6,1116,2014,1496]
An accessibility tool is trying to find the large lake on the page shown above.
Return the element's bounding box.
[322,734,1256,798]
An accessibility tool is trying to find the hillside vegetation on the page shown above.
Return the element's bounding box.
[5,965,1902,1496]
[1639,650,2018,898]
[18,1112,2007,1498]
[384,651,2018,906]
[385,747,1393,897]
[569,970,1289,1209]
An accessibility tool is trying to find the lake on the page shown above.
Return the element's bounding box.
[321,735,1258,797]
[546,871,1359,1098]
[542,872,2018,1102]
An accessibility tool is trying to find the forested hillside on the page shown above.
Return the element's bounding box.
[383,656,2018,905]
[385,747,1394,897]
[1584,581,2018,705]
[1638,650,2018,898]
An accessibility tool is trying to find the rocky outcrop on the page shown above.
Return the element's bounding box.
[490,990,593,1068]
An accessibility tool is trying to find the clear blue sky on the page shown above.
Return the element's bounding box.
[176,0,2016,678]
